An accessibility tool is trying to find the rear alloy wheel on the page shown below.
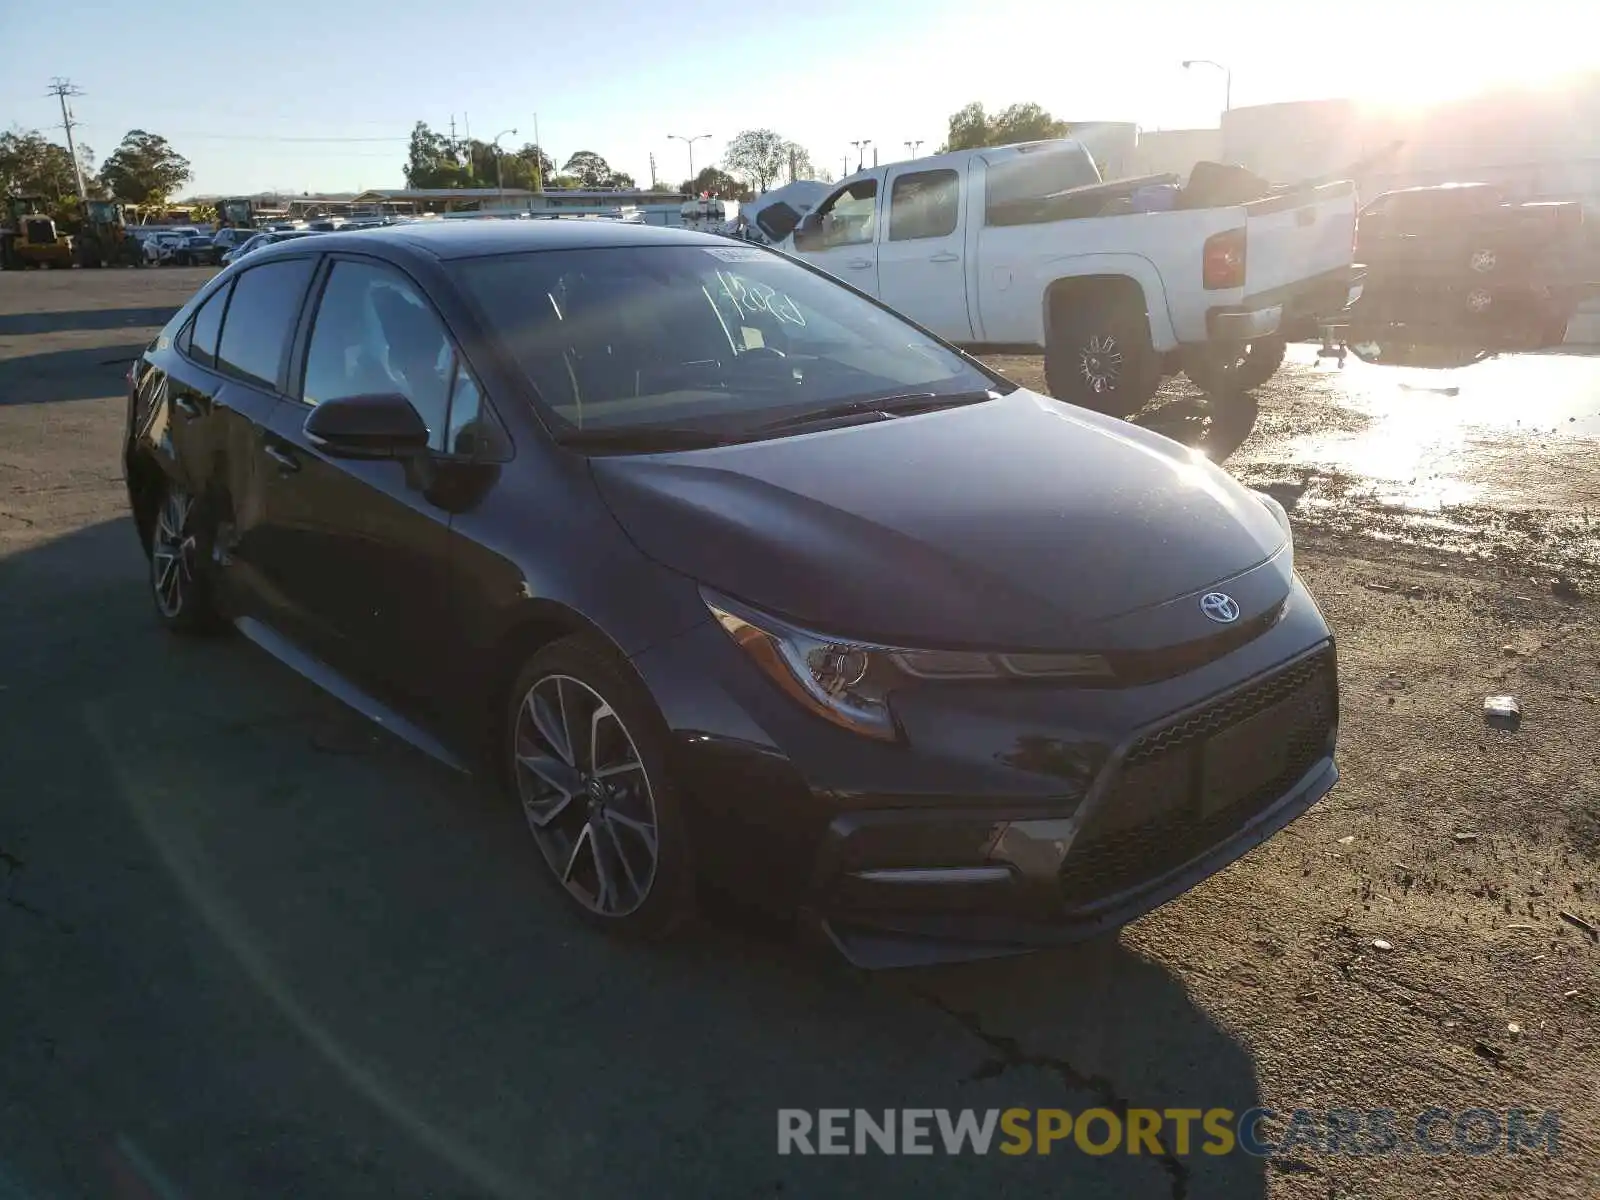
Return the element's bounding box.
[150,483,221,633]
[508,638,693,936]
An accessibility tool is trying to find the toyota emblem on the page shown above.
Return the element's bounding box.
[1200,592,1241,624]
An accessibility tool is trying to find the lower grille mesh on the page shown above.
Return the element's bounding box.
[1059,648,1336,911]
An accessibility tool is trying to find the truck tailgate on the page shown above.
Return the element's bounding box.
[1243,181,1357,297]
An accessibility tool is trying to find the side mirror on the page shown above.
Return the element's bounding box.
[303,392,429,459]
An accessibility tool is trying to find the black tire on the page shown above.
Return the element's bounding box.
[1183,335,1288,396]
[504,635,695,939]
[1043,290,1162,417]
[148,480,224,635]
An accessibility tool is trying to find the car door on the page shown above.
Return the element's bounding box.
[793,177,881,293]
[157,277,234,486]
[875,166,973,341]
[254,255,477,721]
[195,254,321,626]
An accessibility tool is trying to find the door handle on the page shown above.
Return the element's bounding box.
[172,395,201,417]
[845,258,873,270]
[929,252,960,263]
[264,443,300,474]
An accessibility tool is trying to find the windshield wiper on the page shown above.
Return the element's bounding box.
[742,389,999,436]
[557,426,725,453]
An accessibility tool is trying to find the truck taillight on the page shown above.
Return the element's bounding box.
[1203,228,1246,290]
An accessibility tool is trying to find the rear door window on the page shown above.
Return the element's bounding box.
[178,282,232,367]
[215,257,317,389]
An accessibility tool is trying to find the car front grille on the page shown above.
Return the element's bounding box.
[1058,647,1337,912]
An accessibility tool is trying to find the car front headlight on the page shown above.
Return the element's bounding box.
[702,589,1112,741]
[1252,489,1294,570]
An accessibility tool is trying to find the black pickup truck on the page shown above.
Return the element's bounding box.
[1343,182,1594,362]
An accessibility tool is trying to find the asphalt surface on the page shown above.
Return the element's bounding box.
[2,268,1596,1199]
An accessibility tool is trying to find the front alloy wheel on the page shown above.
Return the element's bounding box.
[514,673,664,918]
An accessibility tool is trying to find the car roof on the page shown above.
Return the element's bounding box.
[261,217,735,262]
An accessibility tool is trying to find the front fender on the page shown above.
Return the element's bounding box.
[1034,253,1179,352]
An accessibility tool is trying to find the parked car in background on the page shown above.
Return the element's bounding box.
[221,228,319,265]
[122,220,1338,968]
[142,230,195,266]
[210,227,256,261]
[1341,182,1594,359]
[780,140,1360,412]
[171,230,221,267]
[724,180,831,245]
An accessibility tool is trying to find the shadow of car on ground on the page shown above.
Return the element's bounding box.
[0,516,1272,1197]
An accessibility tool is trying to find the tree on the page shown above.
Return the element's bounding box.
[403,121,467,189]
[939,101,1070,152]
[511,143,555,189]
[942,102,990,153]
[778,142,832,184]
[561,150,632,189]
[678,166,748,199]
[722,129,787,194]
[99,130,192,205]
[0,129,91,199]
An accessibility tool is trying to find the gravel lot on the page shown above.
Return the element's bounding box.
[2,268,1597,1198]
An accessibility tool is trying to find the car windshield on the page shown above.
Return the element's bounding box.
[451,244,1008,437]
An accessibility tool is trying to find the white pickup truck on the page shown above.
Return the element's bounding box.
[777,140,1360,414]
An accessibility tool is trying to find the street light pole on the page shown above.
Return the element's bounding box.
[492,128,518,201]
[1182,59,1232,114]
[904,139,923,159]
[668,133,713,188]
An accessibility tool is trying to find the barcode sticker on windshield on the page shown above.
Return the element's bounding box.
[703,246,769,262]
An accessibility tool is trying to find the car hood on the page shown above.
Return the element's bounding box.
[590,390,1290,649]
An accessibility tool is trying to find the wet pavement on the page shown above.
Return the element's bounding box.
[985,341,1600,585]
[1233,344,1600,512]
[1132,346,1600,587]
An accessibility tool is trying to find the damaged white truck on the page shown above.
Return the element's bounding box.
[770,139,1361,414]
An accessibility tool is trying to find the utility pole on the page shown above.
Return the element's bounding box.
[532,113,544,192]
[449,115,459,163]
[872,145,878,168]
[842,153,849,177]
[649,151,657,189]
[47,78,89,200]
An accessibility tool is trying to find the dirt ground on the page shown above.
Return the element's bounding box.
[1,269,1597,1197]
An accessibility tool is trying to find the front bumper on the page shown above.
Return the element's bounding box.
[808,643,1337,967]
[631,578,1339,968]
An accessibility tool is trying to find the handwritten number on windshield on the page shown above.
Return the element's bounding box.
[716,270,807,327]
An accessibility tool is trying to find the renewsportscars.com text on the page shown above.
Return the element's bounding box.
[776,1107,1562,1157]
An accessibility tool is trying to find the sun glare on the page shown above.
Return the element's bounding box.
[1346,21,1593,110]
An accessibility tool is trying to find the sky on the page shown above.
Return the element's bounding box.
[2,0,1594,197]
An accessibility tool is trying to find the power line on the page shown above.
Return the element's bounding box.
[75,126,410,144]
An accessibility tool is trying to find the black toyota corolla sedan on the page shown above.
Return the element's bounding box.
[122,219,1338,967]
